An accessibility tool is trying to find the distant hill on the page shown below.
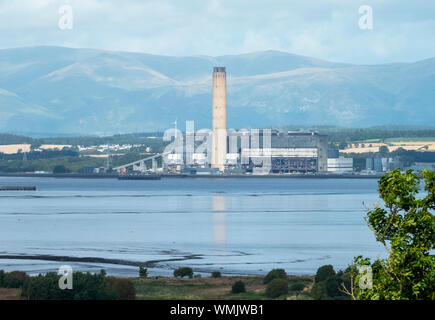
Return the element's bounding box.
[0,46,434,135]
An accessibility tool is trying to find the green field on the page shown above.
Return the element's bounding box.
[133,276,314,300]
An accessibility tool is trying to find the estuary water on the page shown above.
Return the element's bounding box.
[0,177,386,276]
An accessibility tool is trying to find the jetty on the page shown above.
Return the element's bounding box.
[0,186,36,191]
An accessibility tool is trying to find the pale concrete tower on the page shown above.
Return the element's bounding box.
[212,67,227,171]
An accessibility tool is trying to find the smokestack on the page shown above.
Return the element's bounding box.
[212,67,227,171]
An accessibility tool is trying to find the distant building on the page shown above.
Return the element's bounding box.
[367,156,403,172]
[235,130,328,173]
[328,149,340,159]
[328,157,354,173]
[366,158,374,171]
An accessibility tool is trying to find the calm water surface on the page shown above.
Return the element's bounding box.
[0,177,385,276]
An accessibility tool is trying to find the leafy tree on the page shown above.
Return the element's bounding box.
[53,164,70,174]
[338,141,348,150]
[266,278,288,298]
[0,270,5,287]
[379,145,390,156]
[3,271,28,288]
[173,267,193,278]
[211,271,221,278]
[264,269,287,284]
[343,169,435,300]
[139,267,148,278]
[289,282,305,297]
[105,277,136,300]
[315,265,335,283]
[231,280,246,294]
[310,281,328,300]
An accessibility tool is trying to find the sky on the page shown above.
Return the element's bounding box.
[0,0,434,64]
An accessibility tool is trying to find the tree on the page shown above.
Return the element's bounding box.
[266,278,288,298]
[315,265,335,283]
[173,267,193,278]
[290,282,305,297]
[339,141,348,150]
[211,271,221,278]
[264,269,287,284]
[379,145,389,156]
[139,267,148,278]
[231,280,246,294]
[53,165,70,174]
[343,169,435,300]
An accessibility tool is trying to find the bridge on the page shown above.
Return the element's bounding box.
[113,152,169,173]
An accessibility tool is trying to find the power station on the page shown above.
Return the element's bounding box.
[116,66,332,175]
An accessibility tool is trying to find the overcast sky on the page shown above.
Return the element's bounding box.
[0,0,434,64]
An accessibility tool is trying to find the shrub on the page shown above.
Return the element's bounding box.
[290,282,305,294]
[174,267,193,278]
[4,271,28,288]
[139,267,148,278]
[231,280,246,294]
[105,277,136,300]
[211,271,221,278]
[315,265,335,283]
[0,270,5,287]
[53,165,70,174]
[266,278,288,298]
[21,272,111,300]
[264,269,287,284]
[100,269,107,276]
[310,281,328,300]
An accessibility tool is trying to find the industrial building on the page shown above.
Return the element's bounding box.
[327,157,354,173]
[224,129,328,173]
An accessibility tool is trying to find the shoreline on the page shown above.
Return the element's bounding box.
[0,172,385,179]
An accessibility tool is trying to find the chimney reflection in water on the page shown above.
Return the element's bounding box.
[212,196,227,246]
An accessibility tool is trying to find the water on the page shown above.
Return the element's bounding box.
[0,176,385,277]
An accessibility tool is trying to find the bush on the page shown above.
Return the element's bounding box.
[100,269,107,276]
[22,272,111,300]
[232,280,246,294]
[139,267,148,278]
[266,278,288,298]
[310,281,328,300]
[174,267,193,278]
[264,269,287,284]
[105,277,136,300]
[290,282,306,294]
[4,271,28,288]
[315,265,335,283]
[211,271,221,278]
[0,270,5,287]
[53,165,70,174]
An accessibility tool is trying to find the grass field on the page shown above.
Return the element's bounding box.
[342,139,435,153]
[0,275,315,300]
[133,275,314,300]
[0,288,23,300]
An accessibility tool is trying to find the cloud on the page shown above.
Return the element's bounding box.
[0,0,433,63]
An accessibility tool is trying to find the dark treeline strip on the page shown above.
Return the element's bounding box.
[3,126,435,146]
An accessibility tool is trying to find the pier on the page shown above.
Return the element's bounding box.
[0,186,36,191]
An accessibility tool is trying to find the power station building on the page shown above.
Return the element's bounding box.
[224,129,328,173]
[165,66,329,175]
